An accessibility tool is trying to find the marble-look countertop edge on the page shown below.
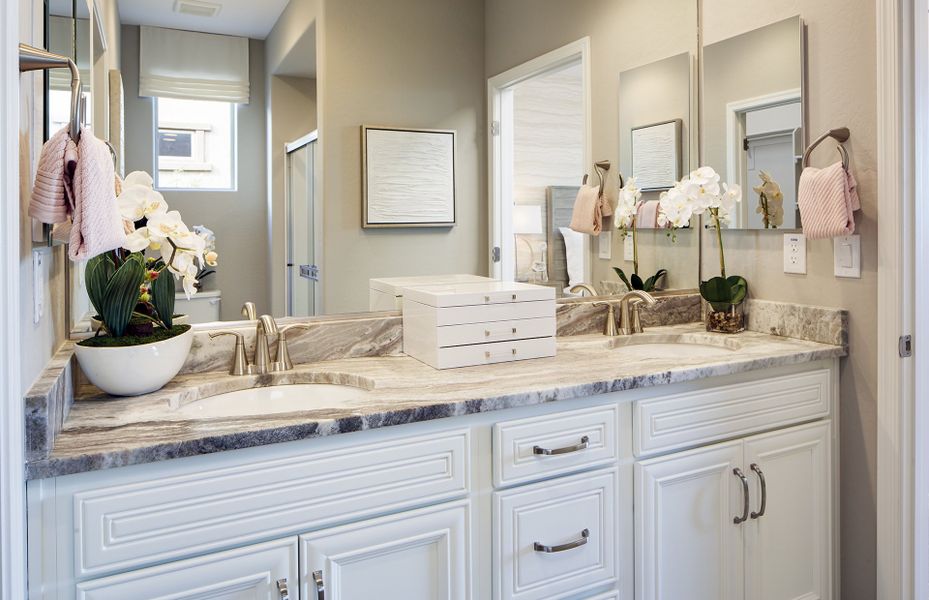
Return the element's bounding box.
[25,341,844,480]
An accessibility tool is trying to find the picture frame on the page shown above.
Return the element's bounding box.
[631,118,683,191]
[362,125,457,228]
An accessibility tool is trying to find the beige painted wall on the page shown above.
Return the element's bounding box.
[701,2,877,597]
[485,0,699,294]
[265,0,318,75]
[122,26,270,320]
[317,0,486,314]
[268,75,317,315]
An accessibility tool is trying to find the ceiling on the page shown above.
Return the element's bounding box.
[118,0,291,39]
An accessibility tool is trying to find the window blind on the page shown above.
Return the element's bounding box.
[139,26,249,103]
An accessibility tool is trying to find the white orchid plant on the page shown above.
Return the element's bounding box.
[85,171,218,338]
[657,166,747,312]
[613,177,667,292]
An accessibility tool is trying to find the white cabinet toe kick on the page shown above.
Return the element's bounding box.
[27,360,838,600]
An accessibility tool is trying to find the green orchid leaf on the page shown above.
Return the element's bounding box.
[612,267,632,291]
[643,269,668,292]
[99,257,146,337]
[150,269,176,329]
[630,273,645,291]
[700,275,748,312]
[727,275,748,306]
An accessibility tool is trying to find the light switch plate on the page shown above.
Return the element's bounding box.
[834,234,861,278]
[32,249,46,324]
[599,231,612,260]
[623,235,634,261]
[783,233,807,274]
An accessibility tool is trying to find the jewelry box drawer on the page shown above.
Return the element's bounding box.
[493,405,619,488]
[432,337,556,369]
[437,317,555,347]
[494,468,618,600]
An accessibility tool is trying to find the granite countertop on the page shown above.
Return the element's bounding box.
[25,323,845,480]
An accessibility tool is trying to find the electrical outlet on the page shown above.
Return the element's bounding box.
[33,249,46,324]
[783,233,806,274]
[834,234,861,278]
[623,235,634,261]
[599,231,612,260]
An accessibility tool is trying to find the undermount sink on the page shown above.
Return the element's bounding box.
[174,383,372,418]
[559,333,742,360]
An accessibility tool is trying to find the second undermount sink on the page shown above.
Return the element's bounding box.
[559,332,742,360]
[174,382,372,418]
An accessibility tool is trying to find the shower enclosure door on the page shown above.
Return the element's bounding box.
[285,132,319,317]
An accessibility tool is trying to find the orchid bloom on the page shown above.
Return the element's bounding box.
[614,177,642,231]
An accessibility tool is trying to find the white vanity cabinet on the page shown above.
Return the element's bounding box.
[635,420,833,600]
[27,361,838,600]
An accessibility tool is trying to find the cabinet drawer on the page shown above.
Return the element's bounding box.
[437,317,555,347]
[493,405,619,488]
[494,468,618,600]
[633,368,831,457]
[75,538,296,600]
[432,337,556,369]
[72,430,470,578]
[433,300,555,326]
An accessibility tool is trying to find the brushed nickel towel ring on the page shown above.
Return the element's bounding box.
[802,127,850,169]
[19,43,82,142]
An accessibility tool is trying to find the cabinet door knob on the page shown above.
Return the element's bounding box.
[533,435,589,456]
[276,578,289,600]
[312,570,325,600]
[733,467,750,524]
[533,528,590,553]
[750,463,767,519]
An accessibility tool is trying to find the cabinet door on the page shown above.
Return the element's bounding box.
[75,538,297,599]
[300,500,470,600]
[744,421,832,600]
[635,440,745,600]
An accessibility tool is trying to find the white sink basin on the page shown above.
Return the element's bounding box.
[175,383,371,418]
[559,333,741,361]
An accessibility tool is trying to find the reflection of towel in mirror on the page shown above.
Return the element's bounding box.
[569,184,610,236]
[797,162,860,240]
[29,126,76,224]
[68,131,127,260]
[636,200,661,229]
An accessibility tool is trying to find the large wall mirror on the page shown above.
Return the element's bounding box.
[53,0,705,334]
[701,11,806,231]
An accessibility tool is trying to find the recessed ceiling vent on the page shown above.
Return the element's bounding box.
[173,0,222,18]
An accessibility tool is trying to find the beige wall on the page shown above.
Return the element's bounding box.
[485,0,699,294]
[318,0,486,314]
[268,75,317,315]
[701,2,877,597]
[122,26,270,320]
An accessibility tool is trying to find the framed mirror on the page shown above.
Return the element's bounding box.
[66,0,702,337]
[701,14,806,231]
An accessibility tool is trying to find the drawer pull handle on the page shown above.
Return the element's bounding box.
[485,327,518,337]
[485,348,518,359]
[733,467,750,524]
[312,570,325,600]
[485,295,491,302]
[534,528,589,553]
[533,435,589,456]
[277,578,290,600]
[750,463,767,519]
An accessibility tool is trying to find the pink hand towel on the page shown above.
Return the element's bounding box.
[797,162,860,240]
[68,131,126,261]
[636,200,661,229]
[569,184,608,236]
[29,126,77,224]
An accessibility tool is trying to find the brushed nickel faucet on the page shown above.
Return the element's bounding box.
[211,315,311,375]
[618,290,657,335]
[251,315,279,374]
[592,302,619,336]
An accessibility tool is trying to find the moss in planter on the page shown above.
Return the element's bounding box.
[78,324,191,348]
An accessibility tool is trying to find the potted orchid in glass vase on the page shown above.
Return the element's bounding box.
[658,166,747,333]
[612,177,667,292]
[73,171,219,396]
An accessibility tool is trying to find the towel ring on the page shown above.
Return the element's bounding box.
[582,160,613,198]
[803,127,850,170]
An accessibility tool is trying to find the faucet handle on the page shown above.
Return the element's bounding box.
[241,301,257,320]
[209,331,249,376]
[272,323,312,372]
[592,302,619,337]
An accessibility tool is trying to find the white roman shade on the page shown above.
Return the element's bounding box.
[139,26,249,103]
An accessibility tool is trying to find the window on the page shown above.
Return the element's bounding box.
[154,97,236,191]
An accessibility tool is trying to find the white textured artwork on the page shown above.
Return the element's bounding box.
[631,120,682,191]
[363,127,456,227]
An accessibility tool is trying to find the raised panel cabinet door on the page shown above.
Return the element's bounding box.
[635,440,745,600]
[300,500,471,600]
[743,421,832,600]
[75,538,297,599]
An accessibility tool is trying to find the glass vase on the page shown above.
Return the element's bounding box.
[705,302,745,334]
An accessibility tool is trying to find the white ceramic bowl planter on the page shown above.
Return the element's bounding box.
[74,327,194,396]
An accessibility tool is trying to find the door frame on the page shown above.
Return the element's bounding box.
[876,0,929,597]
[487,37,592,282]
[1,0,27,598]
[283,130,322,317]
